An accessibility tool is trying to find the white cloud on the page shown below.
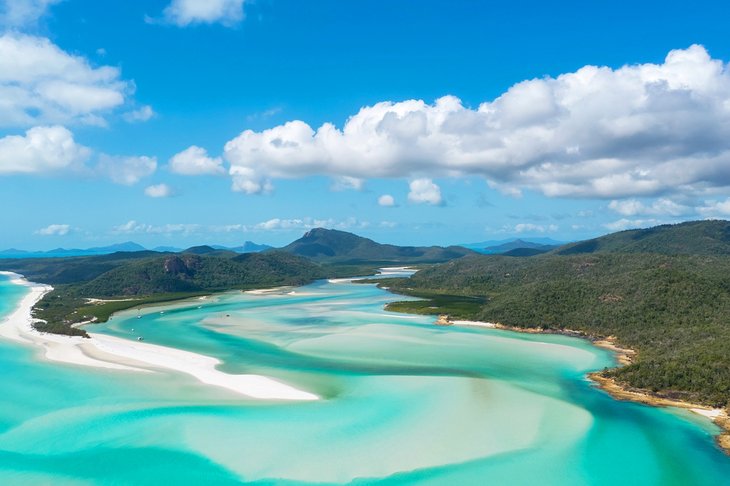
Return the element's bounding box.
[608,198,689,217]
[378,194,396,207]
[169,145,224,175]
[1,0,60,28]
[511,223,559,234]
[407,178,442,205]
[603,218,662,232]
[223,45,730,199]
[331,176,364,191]
[253,217,369,232]
[144,183,173,198]
[697,198,730,217]
[97,155,157,185]
[112,220,200,235]
[230,165,273,194]
[162,0,245,27]
[0,125,90,174]
[123,105,155,123]
[0,34,134,127]
[35,223,70,236]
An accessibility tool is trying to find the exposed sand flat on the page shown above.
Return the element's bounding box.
[451,320,497,329]
[691,408,724,420]
[432,307,730,453]
[89,333,318,400]
[0,272,318,401]
[244,287,292,295]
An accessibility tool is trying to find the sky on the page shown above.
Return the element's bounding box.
[2,0,730,250]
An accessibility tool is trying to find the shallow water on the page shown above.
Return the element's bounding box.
[1,273,729,484]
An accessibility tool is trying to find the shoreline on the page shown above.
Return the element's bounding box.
[432,312,730,454]
[0,272,318,402]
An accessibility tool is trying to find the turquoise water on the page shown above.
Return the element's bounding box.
[1,273,729,484]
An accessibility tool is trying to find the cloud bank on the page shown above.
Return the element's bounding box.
[223,45,730,200]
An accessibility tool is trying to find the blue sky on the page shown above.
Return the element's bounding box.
[2,0,730,250]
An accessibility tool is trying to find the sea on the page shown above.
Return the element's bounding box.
[0,271,729,484]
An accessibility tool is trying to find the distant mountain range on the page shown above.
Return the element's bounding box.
[281,228,476,264]
[460,237,566,254]
[483,239,560,255]
[0,241,272,259]
[0,242,147,259]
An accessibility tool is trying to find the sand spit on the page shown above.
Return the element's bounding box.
[0,272,318,401]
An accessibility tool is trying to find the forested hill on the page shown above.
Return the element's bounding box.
[380,220,730,408]
[0,228,480,338]
[75,252,326,297]
[0,251,353,337]
[280,228,476,263]
[555,219,730,255]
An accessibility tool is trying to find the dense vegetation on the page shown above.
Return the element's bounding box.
[556,219,730,256]
[380,221,730,408]
[0,249,377,337]
[281,227,475,264]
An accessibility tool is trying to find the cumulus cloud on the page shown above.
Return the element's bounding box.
[162,0,245,27]
[169,145,225,175]
[97,154,157,185]
[0,34,136,127]
[378,194,396,207]
[0,125,90,174]
[35,223,70,236]
[223,45,730,199]
[144,183,173,198]
[0,0,60,28]
[407,178,442,205]
[608,198,690,217]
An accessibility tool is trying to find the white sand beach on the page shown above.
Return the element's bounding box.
[451,320,497,329]
[0,272,318,401]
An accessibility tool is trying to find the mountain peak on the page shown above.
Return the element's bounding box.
[282,229,474,263]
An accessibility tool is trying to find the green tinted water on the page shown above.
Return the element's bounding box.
[1,274,729,484]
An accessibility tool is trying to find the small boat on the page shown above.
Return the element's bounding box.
[137,315,142,319]
[137,336,144,341]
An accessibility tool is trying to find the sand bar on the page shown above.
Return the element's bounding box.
[0,272,318,401]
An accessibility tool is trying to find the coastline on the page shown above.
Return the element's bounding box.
[432,312,730,454]
[0,272,318,401]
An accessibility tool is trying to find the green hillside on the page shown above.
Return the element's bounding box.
[555,219,730,255]
[75,252,324,296]
[380,220,730,408]
[1,251,368,337]
[280,228,475,264]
